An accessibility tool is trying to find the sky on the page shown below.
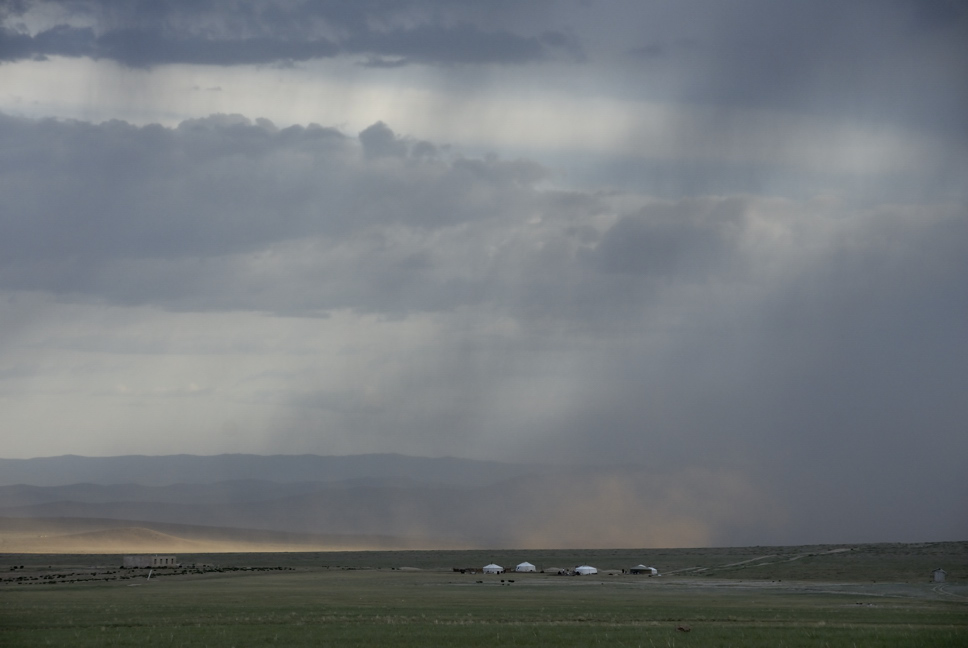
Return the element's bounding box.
[0,0,966,543]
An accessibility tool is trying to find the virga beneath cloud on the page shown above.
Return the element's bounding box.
[0,0,965,545]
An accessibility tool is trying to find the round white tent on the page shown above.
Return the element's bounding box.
[482,563,504,574]
[574,565,598,575]
[515,562,536,573]
[630,565,658,575]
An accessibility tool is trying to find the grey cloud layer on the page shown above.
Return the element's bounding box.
[0,0,573,66]
[2,113,964,320]
[5,0,965,129]
[0,114,551,311]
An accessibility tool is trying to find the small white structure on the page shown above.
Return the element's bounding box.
[123,555,178,568]
[630,565,658,575]
[483,563,504,574]
[574,565,598,576]
[934,568,947,583]
[515,561,537,573]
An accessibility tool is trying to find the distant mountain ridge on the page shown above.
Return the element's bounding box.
[0,453,545,487]
[0,454,826,548]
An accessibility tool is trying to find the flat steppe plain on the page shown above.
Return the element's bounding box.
[2,542,966,647]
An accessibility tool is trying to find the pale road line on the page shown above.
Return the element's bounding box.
[664,555,777,575]
[933,584,968,600]
[665,548,853,576]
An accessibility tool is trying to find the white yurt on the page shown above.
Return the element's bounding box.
[482,563,504,574]
[515,561,537,573]
[574,565,598,575]
[630,565,658,575]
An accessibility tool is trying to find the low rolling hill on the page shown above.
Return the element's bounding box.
[0,516,448,553]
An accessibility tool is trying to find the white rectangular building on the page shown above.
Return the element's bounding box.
[123,555,178,568]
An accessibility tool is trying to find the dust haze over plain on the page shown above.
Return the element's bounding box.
[0,1,965,547]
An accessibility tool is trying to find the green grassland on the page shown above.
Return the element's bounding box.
[2,542,966,647]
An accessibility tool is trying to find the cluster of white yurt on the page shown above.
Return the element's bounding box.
[476,562,655,576]
[482,562,540,574]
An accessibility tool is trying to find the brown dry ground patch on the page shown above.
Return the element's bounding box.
[0,516,442,553]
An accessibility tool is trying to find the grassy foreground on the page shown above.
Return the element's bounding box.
[2,544,966,647]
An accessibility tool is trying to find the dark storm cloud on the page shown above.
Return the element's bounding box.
[0,113,550,311]
[0,24,538,67]
[595,198,747,277]
[0,0,567,66]
[619,0,968,133]
[0,24,94,60]
[6,111,961,330]
[359,121,408,158]
[95,28,339,67]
